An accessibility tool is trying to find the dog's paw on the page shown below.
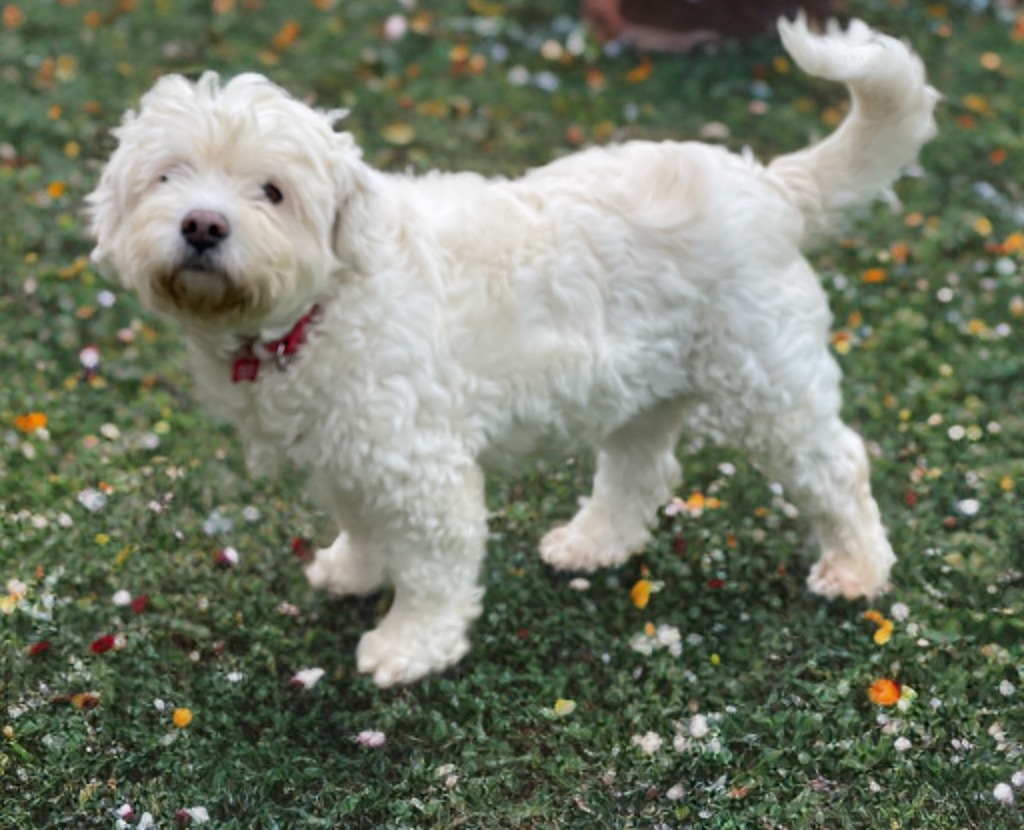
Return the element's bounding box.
[539,524,631,572]
[304,535,385,598]
[356,621,469,688]
[807,550,892,600]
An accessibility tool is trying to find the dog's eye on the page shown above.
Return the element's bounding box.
[263,183,284,205]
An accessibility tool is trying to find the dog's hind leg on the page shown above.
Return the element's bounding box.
[540,400,685,572]
[747,388,895,601]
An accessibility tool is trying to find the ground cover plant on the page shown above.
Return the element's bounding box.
[1,0,1022,827]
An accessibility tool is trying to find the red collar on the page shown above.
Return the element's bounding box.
[231,304,321,383]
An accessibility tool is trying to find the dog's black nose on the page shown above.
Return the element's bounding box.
[181,210,230,252]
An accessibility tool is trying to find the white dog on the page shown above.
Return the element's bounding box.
[88,17,937,686]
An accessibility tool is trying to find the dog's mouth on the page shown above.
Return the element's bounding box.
[153,256,253,318]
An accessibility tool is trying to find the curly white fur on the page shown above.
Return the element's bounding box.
[88,17,938,686]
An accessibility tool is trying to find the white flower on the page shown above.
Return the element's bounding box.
[999,680,1015,697]
[993,783,1014,805]
[568,577,590,591]
[79,345,101,370]
[507,66,530,86]
[631,731,662,755]
[215,546,240,567]
[100,423,121,440]
[137,813,156,830]
[6,579,27,599]
[689,714,710,739]
[383,13,407,41]
[894,737,912,752]
[226,671,245,683]
[112,589,132,607]
[1011,770,1024,789]
[666,784,686,801]
[889,602,910,622]
[655,624,682,654]
[115,804,134,820]
[77,488,107,512]
[628,632,654,656]
[291,667,325,689]
[202,509,233,536]
[533,71,560,92]
[181,806,210,824]
[356,729,386,748]
[956,498,981,517]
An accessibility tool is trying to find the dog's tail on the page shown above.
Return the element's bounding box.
[768,15,939,235]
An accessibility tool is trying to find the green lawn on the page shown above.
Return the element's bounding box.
[2,1,1023,827]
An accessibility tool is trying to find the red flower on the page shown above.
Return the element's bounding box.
[707,578,725,590]
[131,594,149,614]
[90,634,116,654]
[27,640,52,656]
[291,536,313,560]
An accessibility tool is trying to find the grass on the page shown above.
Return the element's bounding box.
[1,0,1023,827]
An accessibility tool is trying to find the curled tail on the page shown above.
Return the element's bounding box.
[768,15,939,235]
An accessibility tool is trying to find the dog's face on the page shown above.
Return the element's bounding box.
[88,72,361,331]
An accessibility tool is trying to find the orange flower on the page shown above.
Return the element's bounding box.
[172,707,193,728]
[626,57,652,84]
[1002,231,1024,254]
[861,267,887,284]
[862,609,885,626]
[271,20,300,51]
[71,691,101,710]
[2,4,23,28]
[630,579,652,609]
[14,412,47,433]
[868,678,901,706]
[47,181,66,199]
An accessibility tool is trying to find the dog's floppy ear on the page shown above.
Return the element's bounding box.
[86,74,201,281]
[85,116,138,278]
[330,131,379,271]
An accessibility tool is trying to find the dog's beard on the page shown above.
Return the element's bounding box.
[153,256,253,318]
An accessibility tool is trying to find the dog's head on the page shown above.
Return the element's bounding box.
[87,72,366,331]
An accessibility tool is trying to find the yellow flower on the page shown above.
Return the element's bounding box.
[630,579,652,610]
[863,609,894,645]
[172,708,193,728]
[873,621,894,646]
[553,699,576,716]
[980,52,1002,71]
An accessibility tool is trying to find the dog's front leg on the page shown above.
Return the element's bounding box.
[356,463,488,687]
[305,477,386,598]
